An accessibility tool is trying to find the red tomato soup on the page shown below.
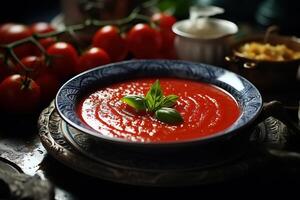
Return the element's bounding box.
[78,78,240,142]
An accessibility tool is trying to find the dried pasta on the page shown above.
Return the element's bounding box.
[237,42,300,61]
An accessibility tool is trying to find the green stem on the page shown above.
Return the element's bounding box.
[21,72,31,90]
[5,37,32,49]
[142,0,159,8]
[35,30,66,39]
[0,53,4,63]
[8,48,32,72]
[0,7,150,50]
[0,7,152,69]
[66,28,83,55]
[91,11,139,27]
[29,36,47,55]
[134,14,151,22]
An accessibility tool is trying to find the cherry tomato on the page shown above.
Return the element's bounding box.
[38,37,56,50]
[14,56,45,79]
[126,23,162,59]
[92,25,128,62]
[0,23,33,58]
[159,29,176,51]
[151,13,176,31]
[0,61,7,81]
[47,42,78,80]
[0,23,32,43]
[36,72,60,104]
[30,22,56,55]
[30,22,55,34]
[0,59,14,82]
[0,74,40,113]
[77,47,110,73]
[151,13,177,53]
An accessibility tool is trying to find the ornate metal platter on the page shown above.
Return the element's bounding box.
[61,120,249,171]
[38,101,285,186]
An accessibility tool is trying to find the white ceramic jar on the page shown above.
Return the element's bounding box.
[172,18,238,65]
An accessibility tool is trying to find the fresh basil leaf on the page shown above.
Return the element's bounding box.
[145,80,163,111]
[121,95,146,111]
[150,80,163,97]
[155,107,183,125]
[145,98,153,111]
[121,80,182,124]
[161,95,178,107]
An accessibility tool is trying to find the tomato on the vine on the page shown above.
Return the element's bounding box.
[77,47,110,73]
[0,59,13,82]
[151,13,177,55]
[151,13,176,31]
[30,22,56,55]
[14,56,45,79]
[47,42,78,80]
[36,72,60,104]
[0,62,6,81]
[92,25,128,62]
[126,23,162,59]
[30,22,55,34]
[38,37,56,50]
[0,74,40,113]
[0,23,33,58]
[0,23,32,43]
[160,29,176,51]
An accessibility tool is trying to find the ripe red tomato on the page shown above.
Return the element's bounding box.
[92,25,128,62]
[126,23,162,59]
[38,37,56,50]
[47,42,78,80]
[30,22,55,34]
[77,47,110,73]
[14,56,45,78]
[0,23,33,59]
[30,22,56,55]
[0,74,40,113]
[151,13,176,31]
[151,13,177,53]
[160,29,175,51]
[36,72,60,104]
[0,62,7,81]
[0,59,13,82]
[0,23,32,43]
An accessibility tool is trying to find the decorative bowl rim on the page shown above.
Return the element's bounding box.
[55,59,263,147]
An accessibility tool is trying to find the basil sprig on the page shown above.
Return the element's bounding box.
[120,95,146,111]
[121,80,183,125]
[155,107,183,125]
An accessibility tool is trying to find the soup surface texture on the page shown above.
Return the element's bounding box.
[78,78,240,142]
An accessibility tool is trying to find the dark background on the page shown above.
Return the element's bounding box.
[0,0,60,24]
[0,1,300,199]
[1,0,300,37]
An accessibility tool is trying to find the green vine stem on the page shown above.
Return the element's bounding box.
[7,48,32,72]
[65,29,83,55]
[0,3,153,75]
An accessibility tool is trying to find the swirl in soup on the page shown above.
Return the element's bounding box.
[78,78,240,143]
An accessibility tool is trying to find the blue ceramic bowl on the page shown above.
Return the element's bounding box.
[56,60,262,149]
